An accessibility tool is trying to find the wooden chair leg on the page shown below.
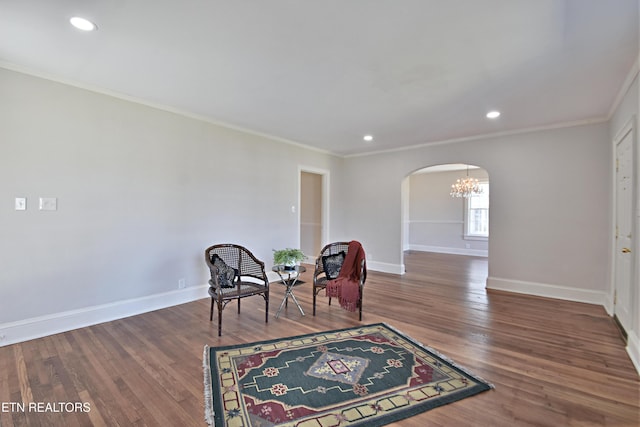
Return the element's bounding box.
[312,287,317,316]
[237,298,241,314]
[217,300,223,337]
[265,293,269,323]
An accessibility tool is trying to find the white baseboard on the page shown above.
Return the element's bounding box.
[486,276,607,306]
[266,271,281,283]
[408,244,488,257]
[283,261,404,276]
[367,260,405,275]
[627,331,640,376]
[483,276,640,376]
[0,285,210,347]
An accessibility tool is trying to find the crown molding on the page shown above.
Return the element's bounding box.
[343,117,609,158]
[0,61,336,157]
[606,54,640,120]
[2,58,629,161]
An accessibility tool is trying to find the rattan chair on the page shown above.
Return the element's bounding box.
[205,244,269,336]
[312,241,367,320]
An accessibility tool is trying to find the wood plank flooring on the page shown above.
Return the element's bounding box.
[0,251,638,426]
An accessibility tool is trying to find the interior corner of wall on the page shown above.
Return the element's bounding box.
[626,331,640,376]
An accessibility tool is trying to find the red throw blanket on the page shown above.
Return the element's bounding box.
[326,241,366,312]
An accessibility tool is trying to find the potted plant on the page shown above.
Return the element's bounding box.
[273,248,306,269]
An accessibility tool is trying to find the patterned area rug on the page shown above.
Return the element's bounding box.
[203,323,492,426]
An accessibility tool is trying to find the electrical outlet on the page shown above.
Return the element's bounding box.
[178,278,186,289]
[39,197,57,211]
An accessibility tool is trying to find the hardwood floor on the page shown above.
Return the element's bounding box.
[0,251,638,426]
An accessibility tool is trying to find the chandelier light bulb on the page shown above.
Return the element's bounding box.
[450,175,483,198]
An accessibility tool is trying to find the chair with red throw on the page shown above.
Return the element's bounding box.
[312,241,367,320]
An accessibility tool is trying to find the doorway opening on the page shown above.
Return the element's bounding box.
[299,167,329,261]
[401,163,489,281]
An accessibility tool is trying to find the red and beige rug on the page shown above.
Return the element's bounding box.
[204,323,492,426]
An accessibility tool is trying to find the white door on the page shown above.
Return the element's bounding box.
[614,127,634,334]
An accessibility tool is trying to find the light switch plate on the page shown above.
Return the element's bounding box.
[39,197,57,211]
[15,197,26,210]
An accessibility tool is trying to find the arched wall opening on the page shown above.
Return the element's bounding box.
[401,163,490,277]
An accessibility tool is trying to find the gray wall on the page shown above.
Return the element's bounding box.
[340,123,611,295]
[0,68,340,331]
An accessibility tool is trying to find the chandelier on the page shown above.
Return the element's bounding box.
[450,167,483,198]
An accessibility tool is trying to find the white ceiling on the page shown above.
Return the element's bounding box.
[1,0,637,156]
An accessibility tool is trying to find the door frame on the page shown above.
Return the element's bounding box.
[610,117,636,333]
[298,165,330,260]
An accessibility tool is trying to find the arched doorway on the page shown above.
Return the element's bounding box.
[401,163,489,280]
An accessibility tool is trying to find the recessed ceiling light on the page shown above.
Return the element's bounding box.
[363,135,373,142]
[70,16,97,31]
[486,111,501,119]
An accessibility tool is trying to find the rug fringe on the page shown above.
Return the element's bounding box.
[381,322,495,389]
[203,345,215,426]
